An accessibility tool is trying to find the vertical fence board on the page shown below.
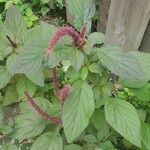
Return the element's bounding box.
[97,0,111,33]
[105,0,150,51]
[140,21,150,53]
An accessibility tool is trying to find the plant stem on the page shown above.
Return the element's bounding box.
[51,68,60,99]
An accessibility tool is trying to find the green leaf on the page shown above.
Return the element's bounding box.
[88,63,103,74]
[11,23,56,86]
[98,141,115,150]
[26,71,44,87]
[31,131,63,150]
[0,125,12,134]
[137,109,146,122]
[64,144,85,150]
[63,47,85,71]
[92,109,110,138]
[25,7,33,17]
[0,66,11,89]
[30,15,38,21]
[82,135,97,143]
[11,97,53,140]
[41,7,49,16]
[0,35,12,60]
[88,32,105,47]
[80,66,88,80]
[46,50,62,68]
[141,123,150,150]
[130,51,150,80]
[6,53,17,75]
[1,143,18,150]
[16,76,36,98]
[67,0,95,32]
[105,98,141,147]
[119,78,147,88]
[5,5,27,40]
[22,25,41,43]
[131,83,150,102]
[5,1,13,10]
[4,84,19,106]
[96,46,144,80]
[62,80,94,143]
[11,38,45,77]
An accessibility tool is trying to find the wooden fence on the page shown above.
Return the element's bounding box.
[66,0,150,52]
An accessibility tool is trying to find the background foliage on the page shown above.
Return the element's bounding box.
[0,1,150,150]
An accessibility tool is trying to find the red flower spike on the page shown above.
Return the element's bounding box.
[46,26,86,58]
[24,91,62,125]
[59,84,72,104]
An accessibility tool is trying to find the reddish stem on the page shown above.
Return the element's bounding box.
[51,68,60,99]
[24,91,62,125]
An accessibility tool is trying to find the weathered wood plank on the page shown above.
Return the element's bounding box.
[105,0,150,51]
[140,21,150,53]
[97,0,111,33]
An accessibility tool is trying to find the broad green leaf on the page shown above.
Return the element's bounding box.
[6,53,17,75]
[63,47,85,71]
[0,39,12,60]
[11,97,53,140]
[22,25,41,43]
[130,51,150,80]
[11,23,56,86]
[31,132,63,150]
[98,141,115,150]
[131,83,150,102]
[88,32,105,47]
[26,71,44,87]
[5,5,27,40]
[64,144,85,150]
[105,98,141,147]
[119,78,147,88]
[62,80,94,142]
[96,46,144,80]
[0,66,11,89]
[82,135,97,143]
[11,38,46,75]
[4,84,19,106]
[92,109,110,138]
[137,109,146,122]
[1,143,18,150]
[66,0,95,32]
[16,76,36,98]
[141,123,150,150]
[88,63,103,74]
[46,50,62,68]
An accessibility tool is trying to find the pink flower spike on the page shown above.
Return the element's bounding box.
[46,26,86,58]
[24,91,62,125]
[59,84,72,104]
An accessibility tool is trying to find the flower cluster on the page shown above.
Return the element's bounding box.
[46,26,86,57]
